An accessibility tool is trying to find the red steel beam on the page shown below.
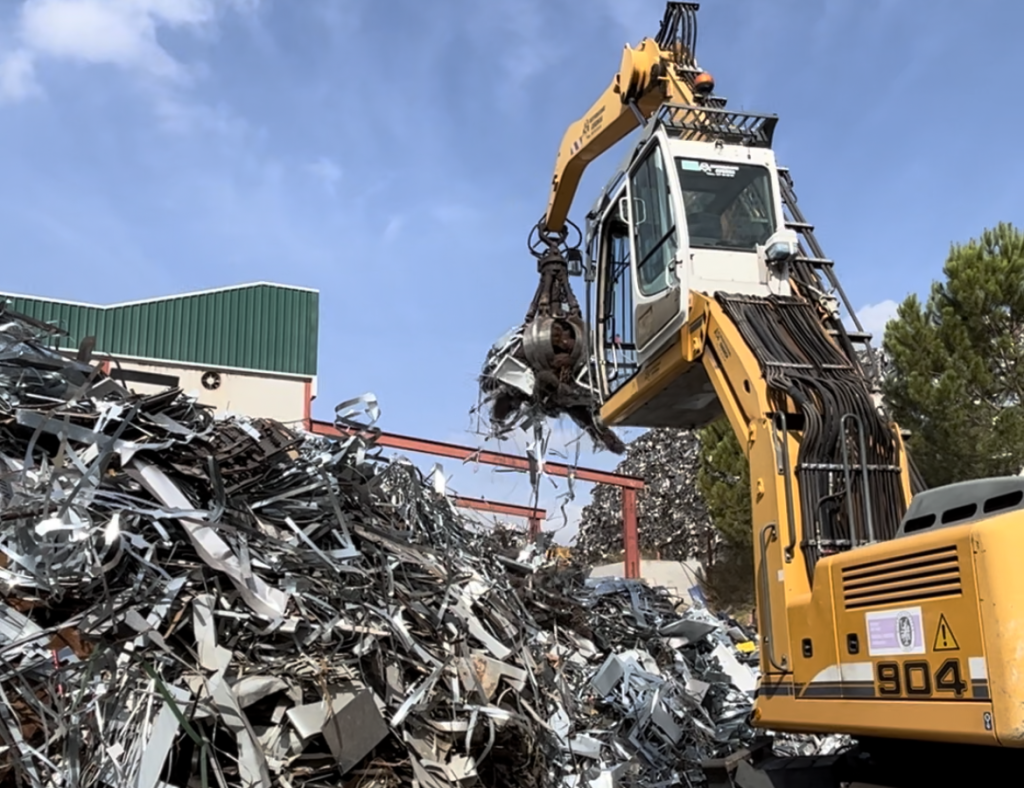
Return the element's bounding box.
[308,420,644,489]
[453,496,547,543]
[452,496,546,521]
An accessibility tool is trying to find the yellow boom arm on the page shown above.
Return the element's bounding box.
[543,41,699,233]
[540,4,713,235]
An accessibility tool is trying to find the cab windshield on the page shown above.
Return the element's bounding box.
[675,158,776,251]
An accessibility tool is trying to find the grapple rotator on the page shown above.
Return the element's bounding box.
[521,223,588,385]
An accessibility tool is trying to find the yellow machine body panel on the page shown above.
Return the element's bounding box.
[750,511,1024,746]
[759,522,997,745]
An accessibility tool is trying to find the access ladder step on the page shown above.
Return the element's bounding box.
[828,328,873,342]
[794,255,833,268]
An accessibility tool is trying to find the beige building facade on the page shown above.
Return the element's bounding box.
[100,354,315,427]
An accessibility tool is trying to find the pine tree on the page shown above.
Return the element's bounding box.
[696,419,754,608]
[696,419,751,550]
[883,222,1024,487]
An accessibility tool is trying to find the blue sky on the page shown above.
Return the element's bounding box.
[1,0,1021,542]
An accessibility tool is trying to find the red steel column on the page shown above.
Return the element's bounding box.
[527,516,542,542]
[303,379,314,431]
[623,487,640,579]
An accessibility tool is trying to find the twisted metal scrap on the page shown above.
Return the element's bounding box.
[0,309,845,788]
[576,428,715,564]
[475,327,625,456]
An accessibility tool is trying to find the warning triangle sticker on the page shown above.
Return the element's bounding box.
[933,614,960,652]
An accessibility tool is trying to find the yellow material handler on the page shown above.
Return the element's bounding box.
[499,3,1024,785]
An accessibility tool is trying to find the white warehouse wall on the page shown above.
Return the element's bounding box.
[103,356,313,427]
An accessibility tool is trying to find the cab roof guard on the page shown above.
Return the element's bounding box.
[657,103,779,148]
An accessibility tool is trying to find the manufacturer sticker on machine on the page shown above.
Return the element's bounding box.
[865,606,926,657]
[680,160,738,178]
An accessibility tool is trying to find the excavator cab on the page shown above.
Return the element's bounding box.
[585,104,798,427]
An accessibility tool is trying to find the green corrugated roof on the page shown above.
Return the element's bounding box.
[1,282,319,376]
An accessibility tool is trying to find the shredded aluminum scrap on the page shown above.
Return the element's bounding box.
[576,429,714,564]
[475,327,625,455]
[0,308,846,787]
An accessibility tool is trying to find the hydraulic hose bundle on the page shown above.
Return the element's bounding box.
[717,293,907,574]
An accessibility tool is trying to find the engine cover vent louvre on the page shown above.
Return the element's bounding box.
[842,545,961,611]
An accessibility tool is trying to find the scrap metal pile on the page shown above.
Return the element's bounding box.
[0,307,841,787]
[576,429,714,564]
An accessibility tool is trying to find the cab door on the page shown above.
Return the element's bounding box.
[591,178,636,399]
[627,138,684,360]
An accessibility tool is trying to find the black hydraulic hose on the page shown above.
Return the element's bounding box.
[717,293,907,577]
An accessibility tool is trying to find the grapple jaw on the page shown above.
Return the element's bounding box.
[521,314,588,379]
[475,228,624,454]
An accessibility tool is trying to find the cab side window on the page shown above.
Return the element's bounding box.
[630,145,678,296]
[598,205,638,391]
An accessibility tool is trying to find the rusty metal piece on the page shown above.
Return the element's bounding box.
[205,417,303,494]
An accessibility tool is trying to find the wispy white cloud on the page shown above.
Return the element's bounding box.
[461,0,567,107]
[310,0,362,39]
[429,202,483,227]
[153,93,253,136]
[0,0,259,107]
[306,156,342,195]
[383,215,404,243]
[856,299,900,341]
[0,49,38,102]
[595,0,665,42]
[20,0,187,80]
